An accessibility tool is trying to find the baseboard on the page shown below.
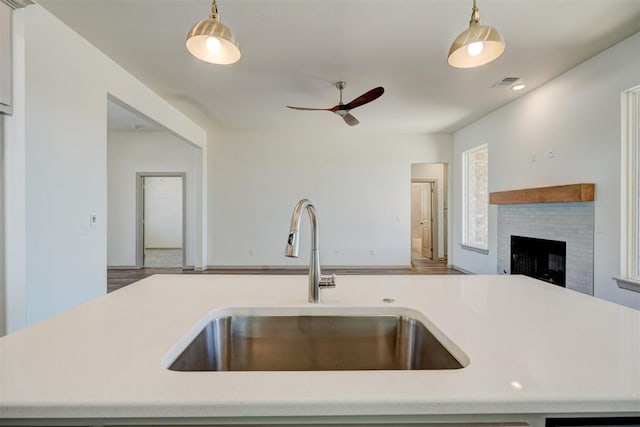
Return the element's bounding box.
[113,264,454,272]
[207,265,412,271]
[108,265,196,270]
[449,264,475,275]
[325,265,411,270]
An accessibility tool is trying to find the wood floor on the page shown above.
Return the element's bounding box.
[107,261,463,293]
[411,250,447,268]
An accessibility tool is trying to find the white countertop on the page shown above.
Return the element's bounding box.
[1,274,639,425]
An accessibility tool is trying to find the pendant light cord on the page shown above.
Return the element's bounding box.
[210,0,219,19]
[469,0,480,26]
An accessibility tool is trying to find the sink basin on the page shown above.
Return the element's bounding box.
[166,308,466,371]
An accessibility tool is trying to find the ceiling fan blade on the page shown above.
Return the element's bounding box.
[342,113,360,126]
[286,106,331,111]
[344,87,384,110]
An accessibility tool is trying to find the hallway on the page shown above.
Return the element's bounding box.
[411,250,447,268]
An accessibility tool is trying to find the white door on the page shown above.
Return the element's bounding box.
[411,183,423,252]
[421,183,433,258]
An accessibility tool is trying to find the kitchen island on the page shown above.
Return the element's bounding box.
[1,274,639,426]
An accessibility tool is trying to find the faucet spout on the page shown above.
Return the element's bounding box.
[285,199,335,303]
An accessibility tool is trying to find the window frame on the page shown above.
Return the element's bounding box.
[461,143,489,253]
[617,86,640,292]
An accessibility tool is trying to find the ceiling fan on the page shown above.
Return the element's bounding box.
[286,82,384,126]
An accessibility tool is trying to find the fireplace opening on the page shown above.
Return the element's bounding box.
[510,235,566,287]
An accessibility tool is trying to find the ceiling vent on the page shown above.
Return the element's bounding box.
[491,76,520,88]
[1,0,32,9]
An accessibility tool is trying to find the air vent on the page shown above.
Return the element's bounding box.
[491,76,521,88]
[1,0,32,9]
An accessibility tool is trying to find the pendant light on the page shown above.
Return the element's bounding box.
[448,0,505,68]
[186,0,241,65]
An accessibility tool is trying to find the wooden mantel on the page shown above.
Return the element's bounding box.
[489,183,595,205]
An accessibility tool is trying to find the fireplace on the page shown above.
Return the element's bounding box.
[511,235,566,287]
[496,201,593,295]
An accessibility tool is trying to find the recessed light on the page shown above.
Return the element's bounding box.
[512,84,526,91]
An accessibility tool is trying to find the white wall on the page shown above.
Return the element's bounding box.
[451,32,640,309]
[209,131,452,267]
[0,115,5,336]
[4,5,206,331]
[411,163,447,259]
[144,177,183,249]
[108,131,198,266]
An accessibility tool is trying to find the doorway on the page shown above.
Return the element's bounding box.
[411,181,436,260]
[411,163,448,267]
[136,173,186,269]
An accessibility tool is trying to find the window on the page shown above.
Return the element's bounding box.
[618,86,640,292]
[462,144,489,252]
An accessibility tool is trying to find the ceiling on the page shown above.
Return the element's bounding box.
[39,0,640,134]
[107,100,163,131]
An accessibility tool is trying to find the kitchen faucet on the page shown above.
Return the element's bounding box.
[285,199,336,303]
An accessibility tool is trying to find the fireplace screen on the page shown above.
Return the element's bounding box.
[510,235,566,286]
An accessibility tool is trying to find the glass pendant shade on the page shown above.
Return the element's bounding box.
[186,1,241,65]
[448,1,505,68]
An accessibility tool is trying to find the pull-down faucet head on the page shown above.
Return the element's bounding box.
[285,230,299,257]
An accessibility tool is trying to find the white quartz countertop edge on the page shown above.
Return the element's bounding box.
[1,274,639,421]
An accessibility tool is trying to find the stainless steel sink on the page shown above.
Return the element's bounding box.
[167,312,465,371]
